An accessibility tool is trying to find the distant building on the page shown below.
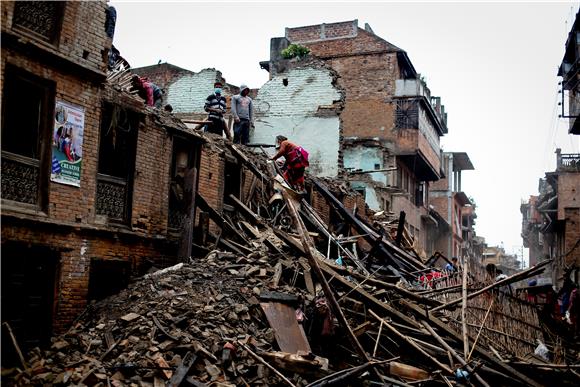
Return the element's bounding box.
[483,246,521,276]
[429,152,475,259]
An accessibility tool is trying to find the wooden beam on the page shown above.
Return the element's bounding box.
[229,194,263,225]
[368,309,453,374]
[279,182,373,368]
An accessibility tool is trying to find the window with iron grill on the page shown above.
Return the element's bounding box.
[1,66,53,208]
[395,100,418,129]
[13,1,65,44]
[96,103,139,224]
[168,137,196,230]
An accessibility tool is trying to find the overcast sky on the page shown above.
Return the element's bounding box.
[111,1,580,265]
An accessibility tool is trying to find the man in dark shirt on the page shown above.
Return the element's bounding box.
[204,81,232,140]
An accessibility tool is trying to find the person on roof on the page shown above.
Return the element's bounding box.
[231,84,254,145]
[270,135,309,192]
[204,81,232,140]
[131,75,163,108]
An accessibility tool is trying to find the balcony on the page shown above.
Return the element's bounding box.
[557,151,580,172]
[396,129,441,181]
[394,79,447,132]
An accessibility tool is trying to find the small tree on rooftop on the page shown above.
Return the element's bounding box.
[281,44,310,60]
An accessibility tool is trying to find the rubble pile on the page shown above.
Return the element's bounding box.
[7,143,580,386]
[9,250,317,386]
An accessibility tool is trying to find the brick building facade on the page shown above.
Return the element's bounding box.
[0,1,205,354]
[522,150,580,287]
[429,152,475,259]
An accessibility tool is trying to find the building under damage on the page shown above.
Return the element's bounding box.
[2,2,579,385]
[253,20,481,261]
[521,8,580,288]
[0,0,365,362]
[521,149,580,287]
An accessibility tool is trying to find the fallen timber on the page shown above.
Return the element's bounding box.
[9,140,579,386]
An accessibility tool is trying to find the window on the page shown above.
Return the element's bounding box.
[223,159,242,206]
[12,1,65,44]
[88,259,130,301]
[415,182,425,207]
[395,100,418,129]
[168,137,197,230]
[1,66,54,208]
[95,104,139,224]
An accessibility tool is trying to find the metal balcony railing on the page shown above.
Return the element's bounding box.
[557,153,580,171]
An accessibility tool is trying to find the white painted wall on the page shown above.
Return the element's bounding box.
[343,146,387,185]
[252,67,341,177]
[166,69,224,114]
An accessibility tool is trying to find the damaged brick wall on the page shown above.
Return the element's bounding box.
[1,0,193,334]
[131,65,235,119]
[196,140,226,233]
[252,65,343,176]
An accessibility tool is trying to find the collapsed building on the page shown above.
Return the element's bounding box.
[253,20,482,260]
[3,2,578,386]
[1,0,206,349]
[0,0,364,362]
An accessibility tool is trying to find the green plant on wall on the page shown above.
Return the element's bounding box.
[281,44,310,60]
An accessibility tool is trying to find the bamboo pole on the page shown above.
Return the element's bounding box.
[461,258,469,358]
[420,321,491,387]
[430,260,551,313]
[368,309,453,374]
[278,182,373,367]
[467,299,494,362]
[373,320,384,358]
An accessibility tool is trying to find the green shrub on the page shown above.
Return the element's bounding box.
[281,44,310,59]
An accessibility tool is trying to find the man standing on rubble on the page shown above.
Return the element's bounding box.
[231,84,254,145]
[131,75,163,108]
[204,81,232,140]
[270,135,309,192]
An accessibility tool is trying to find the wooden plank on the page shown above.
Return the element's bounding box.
[229,193,263,225]
[228,144,268,181]
[368,309,453,374]
[261,302,311,354]
[271,262,283,287]
[278,185,374,369]
[245,175,259,206]
[167,351,197,387]
[319,263,421,329]
[311,179,424,273]
[195,192,248,243]
[298,258,316,296]
[240,221,261,239]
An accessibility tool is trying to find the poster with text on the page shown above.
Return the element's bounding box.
[51,101,84,187]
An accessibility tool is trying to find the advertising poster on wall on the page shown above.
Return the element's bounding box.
[50,101,84,187]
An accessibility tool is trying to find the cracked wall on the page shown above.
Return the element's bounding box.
[252,66,342,177]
